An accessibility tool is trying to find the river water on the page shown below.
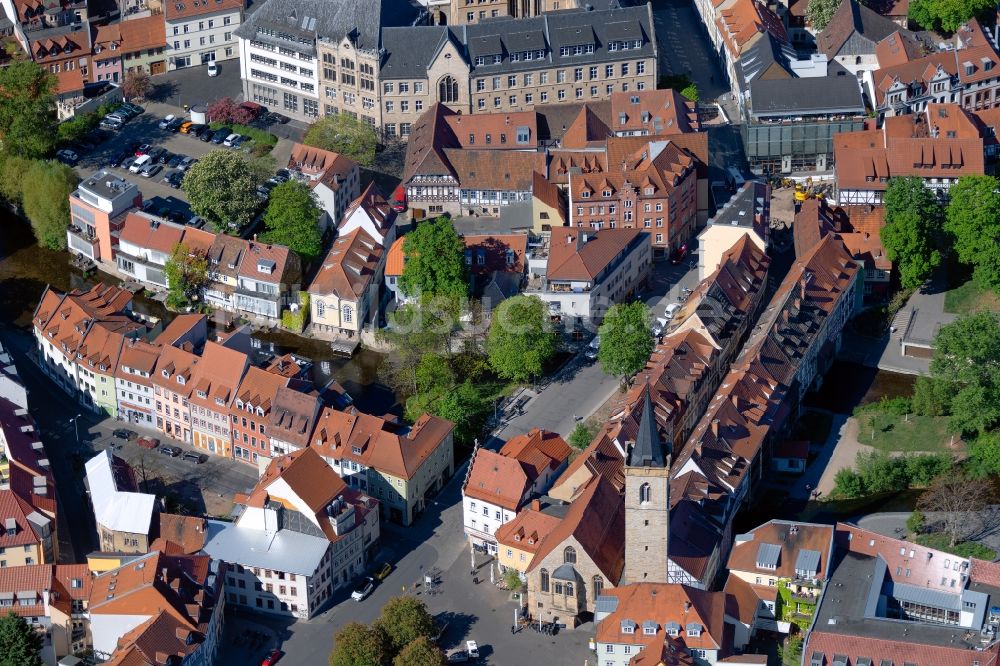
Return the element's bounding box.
[0,214,397,414]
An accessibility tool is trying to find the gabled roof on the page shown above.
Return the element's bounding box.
[307,227,384,299]
[547,227,645,282]
[164,0,243,21]
[186,340,248,412]
[231,366,288,416]
[727,520,834,580]
[268,386,320,449]
[595,583,726,651]
[817,0,901,58]
[339,182,396,240]
[610,89,699,136]
[85,450,157,535]
[119,213,185,255]
[119,15,167,51]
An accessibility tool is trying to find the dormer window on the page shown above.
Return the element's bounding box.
[514,534,521,541]
[235,399,243,409]
[621,620,636,634]
[162,369,170,377]
[177,375,185,385]
[602,190,612,197]
[215,397,225,406]
[352,446,362,455]
[686,623,702,637]
[197,390,207,398]
[258,259,276,275]
[581,191,590,198]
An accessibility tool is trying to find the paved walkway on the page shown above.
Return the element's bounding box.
[783,414,872,499]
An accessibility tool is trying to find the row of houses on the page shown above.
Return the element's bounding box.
[1,0,245,117]
[32,285,456,526]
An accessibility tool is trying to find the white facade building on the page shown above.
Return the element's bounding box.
[238,28,320,121]
[164,0,244,70]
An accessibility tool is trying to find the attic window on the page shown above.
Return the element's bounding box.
[197,390,207,398]
[621,620,636,634]
[602,190,611,197]
[258,259,276,275]
[162,369,170,378]
[581,191,590,198]
[177,375,186,385]
[215,397,225,406]
[352,446,362,455]
[686,623,702,637]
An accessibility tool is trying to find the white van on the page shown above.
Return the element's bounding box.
[585,336,600,360]
[129,154,151,173]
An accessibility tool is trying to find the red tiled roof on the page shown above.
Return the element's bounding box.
[462,233,528,275]
[119,213,184,255]
[164,0,243,21]
[307,227,384,299]
[595,583,726,652]
[119,15,167,51]
[547,227,645,281]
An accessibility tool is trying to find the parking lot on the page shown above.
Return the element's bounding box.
[65,92,301,227]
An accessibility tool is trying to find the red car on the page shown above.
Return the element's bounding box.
[135,143,151,156]
[670,243,688,265]
[136,436,159,450]
[391,185,407,213]
[261,649,283,666]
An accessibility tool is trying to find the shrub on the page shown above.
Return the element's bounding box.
[281,292,309,332]
[907,510,925,534]
[833,468,865,498]
[916,533,997,560]
[207,121,278,152]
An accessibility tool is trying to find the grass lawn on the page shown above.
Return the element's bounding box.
[855,411,961,454]
[944,278,1000,315]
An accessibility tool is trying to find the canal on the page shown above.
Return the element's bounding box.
[0,215,397,414]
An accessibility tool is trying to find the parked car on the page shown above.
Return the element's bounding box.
[273,169,291,183]
[231,135,248,149]
[182,451,206,463]
[139,162,162,178]
[260,649,282,666]
[465,641,479,659]
[135,144,151,156]
[211,128,231,144]
[223,133,241,147]
[107,150,132,168]
[165,171,184,188]
[391,185,407,212]
[99,118,123,131]
[585,335,600,360]
[121,102,144,115]
[652,317,668,337]
[166,117,185,132]
[167,153,185,168]
[256,181,276,199]
[178,157,196,171]
[55,149,79,166]
[351,576,375,601]
[199,128,215,142]
[207,61,219,77]
[160,445,182,457]
[129,154,152,173]
[120,156,137,171]
[669,243,688,265]
[158,114,176,129]
[447,650,471,663]
[186,215,205,227]
[179,121,194,134]
[104,113,128,125]
[266,112,290,124]
[136,436,159,449]
[374,562,393,580]
[112,428,137,440]
[147,147,168,163]
[188,123,208,137]
[664,302,682,320]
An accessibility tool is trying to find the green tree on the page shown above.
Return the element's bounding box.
[303,114,377,166]
[376,596,437,654]
[0,155,32,204]
[57,112,99,144]
[164,243,209,310]
[909,0,994,32]
[930,312,1000,435]
[968,432,1000,478]
[182,150,262,232]
[399,217,467,301]
[0,612,43,666]
[0,60,56,158]
[779,635,803,666]
[946,175,1000,291]
[503,567,523,592]
[381,303,454,395]
[329,622,391,666]
[680,84,699,102]
[22,160,78,250]
[486,295,558,382]
[856,451,909,494]
[568,422,596,449]
[807,0,840,29]
[917,469,990,546]
[597,302,654,383]
[833,468,865,498]
[907,510,925,534]
[912,375,953,417]
[429,379,486,445]
[881,176,944,288]
[393,637,446,666]
[260,180,323,262]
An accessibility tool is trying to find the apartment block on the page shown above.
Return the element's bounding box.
[66,171,142,264]
[163,0,243,70]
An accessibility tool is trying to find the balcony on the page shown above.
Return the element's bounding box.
[66,225,100,260]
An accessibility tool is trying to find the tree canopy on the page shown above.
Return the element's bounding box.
[260,180,323,263]
[568,422,596,449]
[807,0,840,30]
[930,312,1000,435]
[329,622,391,666]
[0,60,56,158]
[917,469,991,546]
[122,69,152,101]
[303,114,377,166]
[486,295,559,382]
[164,243,209,311]
[597,302,654,382]
[399,217,467,302]
[881,176,944,289]
[182,151,262,233]
[22,160,78,250]
[909,0,994,32]
[392,637,445,666]
[375,596,437,654]
[0,612,43,666]
[207,96,255,125]
[945,175,1000,291]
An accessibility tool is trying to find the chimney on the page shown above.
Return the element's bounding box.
[711,419,720,437]
[684,601,691,612]
[531,499,541,511]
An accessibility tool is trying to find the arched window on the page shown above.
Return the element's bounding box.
[593,575,604,598]
[639,482,651,504]
[565,582,574,596]
[564,546,577,564]
[316,300,325,317]
[439,76,459,104]
[342,305,353,323]
[540,569,549,592]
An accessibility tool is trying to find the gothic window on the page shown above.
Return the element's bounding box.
[540,569,549,592]
[564,546,577,564]
[639,482,651,504]
[565,582,574,596]
[439,75,459,104]
[593,575,604,598]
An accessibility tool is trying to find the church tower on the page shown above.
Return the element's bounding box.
[624,388,671,584]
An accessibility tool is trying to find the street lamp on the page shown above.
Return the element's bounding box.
[68,414,81,446]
